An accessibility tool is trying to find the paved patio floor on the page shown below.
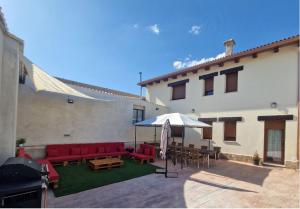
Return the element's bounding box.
[48,160,299,208]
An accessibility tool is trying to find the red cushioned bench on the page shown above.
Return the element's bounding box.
[18,142,127,188]
[46,143,127,165]
[130,144,156,164]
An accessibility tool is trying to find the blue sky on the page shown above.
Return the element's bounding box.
[1,0,299,94]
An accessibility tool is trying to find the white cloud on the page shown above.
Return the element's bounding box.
[133,24,139,29]
[173,52,225,70]
[148,24,160,35]
[189,25,201,35]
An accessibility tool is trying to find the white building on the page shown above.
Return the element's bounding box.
[139,36,299,168]
[0,7,298,169]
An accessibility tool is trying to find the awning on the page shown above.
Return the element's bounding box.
[23,57,108,101]
[135,112,211,128]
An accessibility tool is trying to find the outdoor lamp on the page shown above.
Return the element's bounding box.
[270,102,277,108]
[67,97,74,104]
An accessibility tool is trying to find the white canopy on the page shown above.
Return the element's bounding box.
[23,57,107,101]
[135,112,211,128]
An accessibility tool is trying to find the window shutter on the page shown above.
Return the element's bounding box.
[204,78,214,95]
[224,121,236,141]
[203,121,212,139]
[172,84,186,100]
[226,72,238,92]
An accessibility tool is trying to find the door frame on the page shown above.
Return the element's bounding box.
[263,120,285,164]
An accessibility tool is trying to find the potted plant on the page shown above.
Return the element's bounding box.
[253,151,260,165]
[16,138,26,147]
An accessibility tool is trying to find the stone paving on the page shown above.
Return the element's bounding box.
[48,160,299,208]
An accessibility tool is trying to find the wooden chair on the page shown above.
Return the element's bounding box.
[188,148,203,168]
[213,146,221,159]
[180,147,190,165]
[175,145,186,165]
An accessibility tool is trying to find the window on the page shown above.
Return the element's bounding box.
[204,77,214,96]
[168,79,189,100]
[224,121,236,141]
[171,126,184,137]
[132,109,144,124]
[172,84,186,100]
[225,72,238,93]
[203,121,212,139]
[221,66,243,93]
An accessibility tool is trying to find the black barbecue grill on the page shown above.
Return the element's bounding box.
[0,157,48,208]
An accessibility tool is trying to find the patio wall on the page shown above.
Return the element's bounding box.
[16,82,168,159]
[144,45,299,168]
[0,23,23,164]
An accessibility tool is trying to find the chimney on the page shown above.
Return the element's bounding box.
[224,39,235,56]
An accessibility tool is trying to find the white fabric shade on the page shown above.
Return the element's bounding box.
[135,112,211,128]
[23,57,107,101]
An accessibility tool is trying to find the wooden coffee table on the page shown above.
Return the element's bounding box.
[89,158,124,171]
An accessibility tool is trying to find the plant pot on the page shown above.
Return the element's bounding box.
[253,159,260,165]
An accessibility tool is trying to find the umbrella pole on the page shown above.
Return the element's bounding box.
[181,126,184,169]
[165,133,168,178]
[134,125,137,151]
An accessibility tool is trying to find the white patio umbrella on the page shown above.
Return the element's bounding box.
[134,112,211,170]
[160,119,171,160]
[135,112,211,128]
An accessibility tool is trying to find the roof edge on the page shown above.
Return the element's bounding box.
[56,77,141,99]
[138,35,299,87]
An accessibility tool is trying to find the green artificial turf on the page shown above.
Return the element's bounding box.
[53,158,159,197]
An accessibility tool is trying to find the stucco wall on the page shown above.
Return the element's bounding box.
[0,30,21,164]
[145,45,299,164]
[17,82,168,158]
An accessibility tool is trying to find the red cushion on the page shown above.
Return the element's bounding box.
[88,146,97,154]
[130,153,150,160]
[47,155,81,163]
[58,146,69,156]
[71,147,81,155]
[117,146,125,152]
[82,153,107,159]
[81,147,89,155]
[137,148,143,154]
[105,146,111,153]
[98,147,105,153]
[18,148,33,159]
[144,148,150,155]
[107,152,125,156]
[47,149,59,157]
[110,146,117,152]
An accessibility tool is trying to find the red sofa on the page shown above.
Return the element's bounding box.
[46,143,126,165]
[130,144,156,164]
[18,142,127,188]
